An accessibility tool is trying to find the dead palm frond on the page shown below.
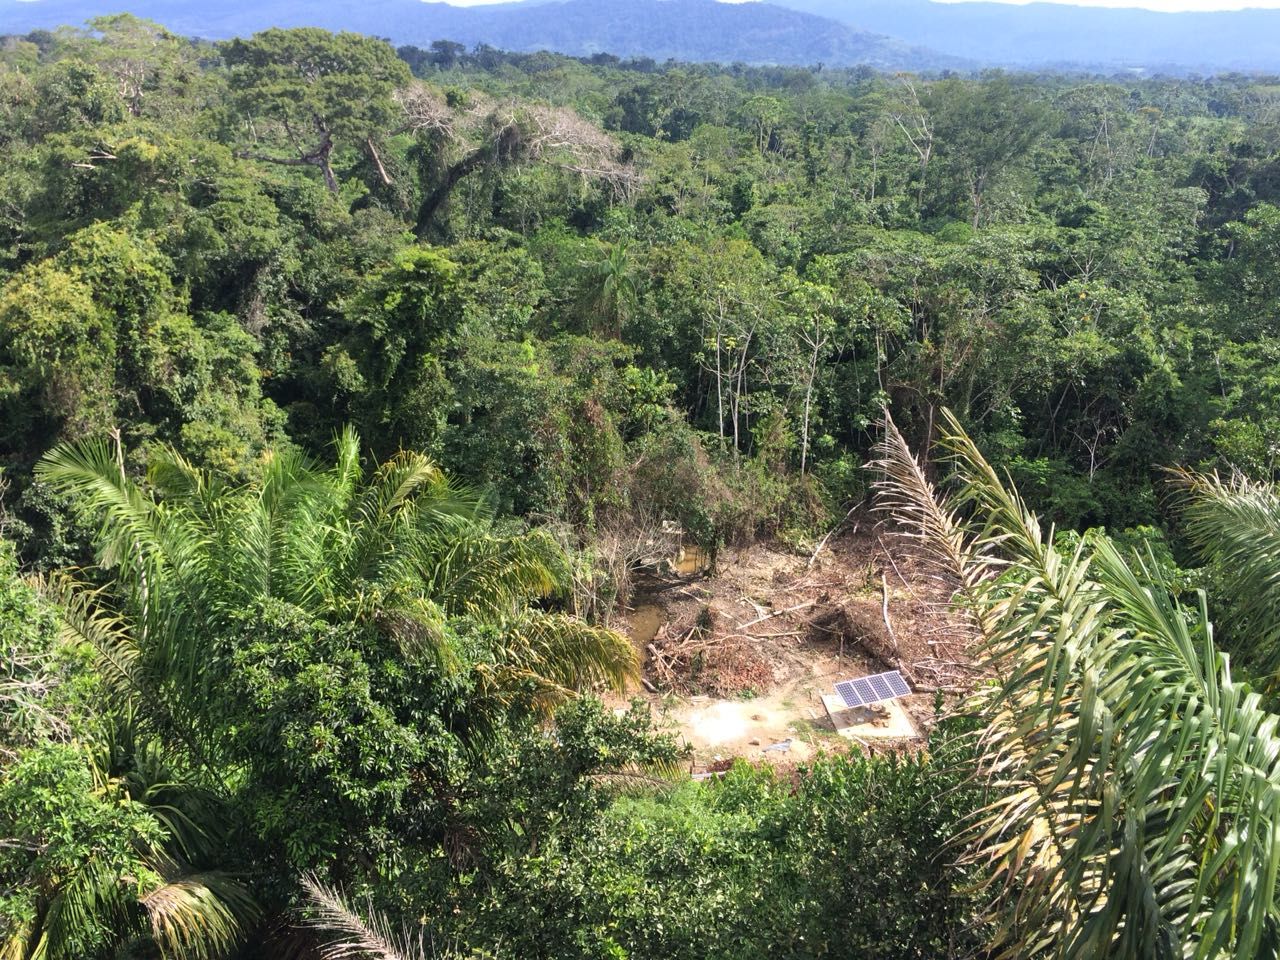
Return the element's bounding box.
[142,872,259,960]
[299,874,431,960]
[586,766,685,796]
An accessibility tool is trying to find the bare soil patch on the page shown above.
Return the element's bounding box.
[614,518,977,771]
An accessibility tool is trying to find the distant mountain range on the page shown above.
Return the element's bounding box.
[386,0,968,71]
[785,0,1280,73]
[0,0,965,71]
[3,0,1280,73]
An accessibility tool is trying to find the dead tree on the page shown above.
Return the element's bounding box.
[403,90,640,234]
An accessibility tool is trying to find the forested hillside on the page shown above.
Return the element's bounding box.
[0,0,966,71]
[5,16,1280,959]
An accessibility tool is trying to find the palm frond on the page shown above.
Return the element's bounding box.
[36,440,220,710]
[141,872,258,960]
[40,856,138,960]
[416,528,564,621]
[413,473,493,528]
[374,594,455,668]
[122,737,233,865]
[1170,467,1280,677]
[868,410,1001,643]
[341,451,446,583]
[497,611,637,710]
[36,437,166,571]
[230,446,331,609]
[329,425,365,512]
[299,875,428,960]
[877,407,1280,959]
[34,571,142,705]
[869,412,983,584]
[147,450,225,522]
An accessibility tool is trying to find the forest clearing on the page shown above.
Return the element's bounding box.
[616,524,965,769]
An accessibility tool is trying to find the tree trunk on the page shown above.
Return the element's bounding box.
[970,172,984,231]
[715,331,725,444]
[366,137,393,186]
[416,147,489,236]
[237,131,339,194]
[319,155,338,194]
[800,338,822,475]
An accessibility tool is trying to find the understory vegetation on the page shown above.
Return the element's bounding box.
[5,16,1280,958]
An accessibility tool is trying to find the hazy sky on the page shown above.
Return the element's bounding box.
[439,0,1280,9]
[934,0,1280,8]
[447,0,1280,8]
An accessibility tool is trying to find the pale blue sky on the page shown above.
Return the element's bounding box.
[443,0,1280,9]
[936,0,1280,10]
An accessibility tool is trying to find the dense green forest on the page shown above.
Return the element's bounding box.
[6,15,1280,959]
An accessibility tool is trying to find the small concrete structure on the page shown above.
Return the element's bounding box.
[821,694,919,740]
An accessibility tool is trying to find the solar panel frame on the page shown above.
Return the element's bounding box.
[834,670,910,710]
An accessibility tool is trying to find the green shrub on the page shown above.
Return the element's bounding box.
[465,719,987,959]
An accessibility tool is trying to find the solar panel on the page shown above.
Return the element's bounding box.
[835,670,911,710]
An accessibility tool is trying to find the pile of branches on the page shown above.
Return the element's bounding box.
[647,607,773,698]
[808,600,899,670]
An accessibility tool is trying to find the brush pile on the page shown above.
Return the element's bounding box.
[646,605,774,697]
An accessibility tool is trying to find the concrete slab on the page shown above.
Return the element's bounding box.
[821,694,919,740]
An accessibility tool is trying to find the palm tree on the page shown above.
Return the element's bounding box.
[577,239,638,338]
[37,427,635,738]
[875,409,1280,959]
[1,719,258,960]
[24,428,635,957]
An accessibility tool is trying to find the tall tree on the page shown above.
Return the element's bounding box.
[399,84,636,234]
[223,28,410,193]
[926,76,1053,228]
[78,15,198,119]
[36,430,637,885]
[888,74,935,215]
[577,239,639,338]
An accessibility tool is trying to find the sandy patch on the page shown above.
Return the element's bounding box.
[657,683,831,766]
